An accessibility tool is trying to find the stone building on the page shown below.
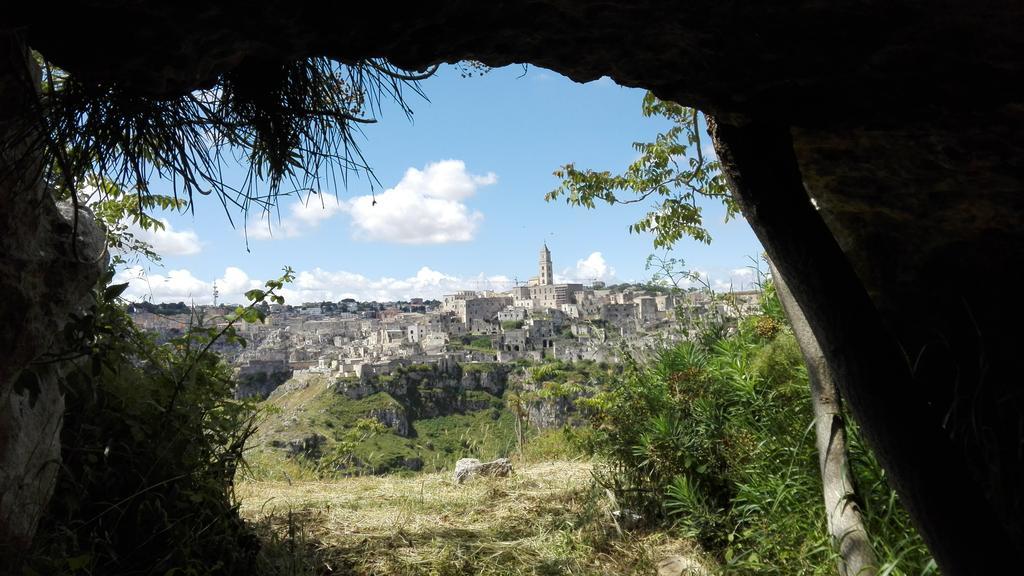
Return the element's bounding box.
[497,306,529,323]
[539,243,553,285]
[513,296,536,310]
[529,282,584,310]
[443,292,513,323]
[601,302,637,334]
[635,296,658,323]
[501,328,528,352]
[654,294,676,314]
[521,244,585,310]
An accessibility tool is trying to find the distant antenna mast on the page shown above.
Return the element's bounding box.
[212,281,219,307]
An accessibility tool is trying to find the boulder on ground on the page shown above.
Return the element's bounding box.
[656,555,710,576]
[453,457,513,484]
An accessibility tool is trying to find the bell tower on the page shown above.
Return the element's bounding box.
[539,243,553,286]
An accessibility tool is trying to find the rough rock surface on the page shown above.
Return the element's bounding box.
[0,363,64,557]
[14,2,1024,127]
[0,39,107,559]
[656,555,709,576]
[453,457,513,484]
[272,434,327,459]
[0,199,106,557]
[368,405,410,437]
[234,361,294,400]
[336,360,508,436]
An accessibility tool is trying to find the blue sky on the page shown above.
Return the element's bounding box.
[115,64,763,305]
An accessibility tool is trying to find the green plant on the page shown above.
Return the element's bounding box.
[547,93,737,248]
[27,268,294,575]
[467,336,495,350]
[317,418,389,473]
[575,318,935,573]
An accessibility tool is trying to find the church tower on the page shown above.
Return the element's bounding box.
[539,243,553,286]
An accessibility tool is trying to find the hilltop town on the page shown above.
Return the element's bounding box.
[129,245,761,399]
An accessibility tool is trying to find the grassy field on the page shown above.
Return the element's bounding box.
[237,461,713,575]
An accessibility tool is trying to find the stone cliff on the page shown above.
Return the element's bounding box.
[234,361,294,400]
[336,359,511,437]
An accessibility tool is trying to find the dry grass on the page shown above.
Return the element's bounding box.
[237,461,712,575]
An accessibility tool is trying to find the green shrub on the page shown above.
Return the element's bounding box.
[576,342,734,546]
[750,330,803,386]
[576,319,936,573]
[462,362,499,373]
[521,428,581,461]
[28,269,293,575]
[28,278,266,575]
[401,363,434,373]
[468,336,495,350]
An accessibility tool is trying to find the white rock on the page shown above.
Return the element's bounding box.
[453,457,513,484]
[656,555,710,576]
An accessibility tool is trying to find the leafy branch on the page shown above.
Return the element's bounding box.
[547,93,738,248]
[164,266,296,414]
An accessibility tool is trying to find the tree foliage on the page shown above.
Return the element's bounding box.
[547,93,738,248]
[86,176,187,265]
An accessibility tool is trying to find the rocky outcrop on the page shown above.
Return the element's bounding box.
[234,361,293,400]
[271,434,326,459]
[526,395,579,430]
[0,39,107,561]
[368,405,410,437]
[459,365,506,396]
[0,363,65,559]
[453,457,513,484]
[337,359,592,435]
[507,371,594,430]
[399,456,424,472]
[336,360,509,427]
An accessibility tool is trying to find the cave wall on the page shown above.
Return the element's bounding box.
[792,110,1024,553]
[3,2,1024,571]
[0,35,105,561]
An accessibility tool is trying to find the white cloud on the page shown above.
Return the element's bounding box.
[724,267,758,291]
[688,267,757,293]
[114,266,261,305]
[79,185,201,257]
[246,195,346,239]
[127,218,202,256]
[114,265,504,305]
[345,160,495,244]
[634,265,758,293]
[278,266,468,303]
[556,252,617,283]
[113,256,761,307]
[242,160,495,245]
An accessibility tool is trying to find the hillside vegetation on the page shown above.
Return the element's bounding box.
[246,359,611,478]
[245,373,513,477]
[244,283,937,574]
